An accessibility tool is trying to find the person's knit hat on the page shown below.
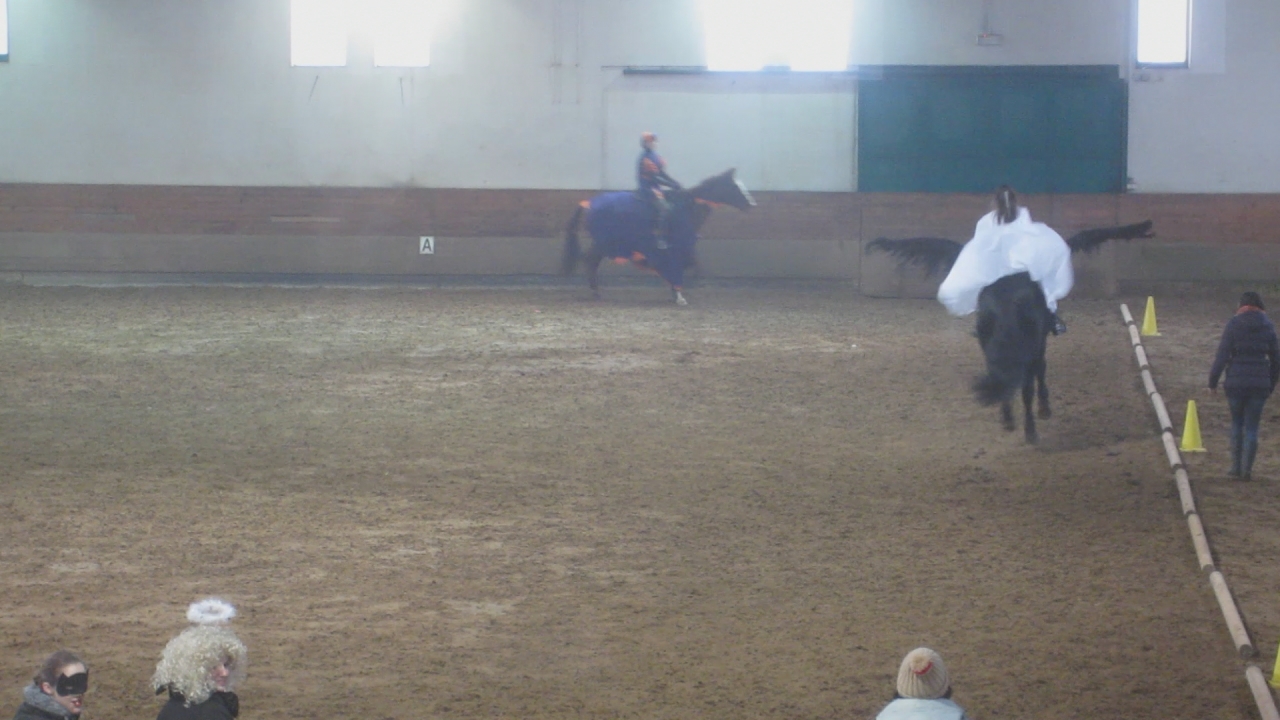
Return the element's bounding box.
[896,647,950,699]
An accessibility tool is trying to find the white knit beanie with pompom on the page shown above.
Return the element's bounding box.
[896,647,950,699]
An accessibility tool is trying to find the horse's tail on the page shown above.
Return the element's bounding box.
[972,366,1021,406]
[561,201,588,275]
[973,374,1012,406]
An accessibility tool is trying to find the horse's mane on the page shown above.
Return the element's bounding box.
[686,170,733,197]
[685,169,754,210]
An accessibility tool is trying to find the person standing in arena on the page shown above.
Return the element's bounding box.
[152,598,248,720]
[1209,291,1280,479]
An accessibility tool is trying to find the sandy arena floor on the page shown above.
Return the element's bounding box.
[1,282,1276,720]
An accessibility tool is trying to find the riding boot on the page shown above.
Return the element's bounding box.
[1228,436,1242,478]
[1242,436,1259,480]
[655,201,671,250]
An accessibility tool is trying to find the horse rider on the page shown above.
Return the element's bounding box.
[636,131,683,249]
[937,185,1071,335]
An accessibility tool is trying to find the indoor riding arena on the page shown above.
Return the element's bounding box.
[3,3,1280,720]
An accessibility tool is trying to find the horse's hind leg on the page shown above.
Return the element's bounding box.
[585,249,604,299]
[1035,357,1051,419]
[1022,374,1038,444]
[1001,401,1016,432]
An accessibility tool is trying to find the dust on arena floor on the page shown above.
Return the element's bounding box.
[1,282,1274,719]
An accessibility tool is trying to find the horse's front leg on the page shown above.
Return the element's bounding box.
[1022,373,1038,444]
[585,249,604,300]
[1035,356,1051,419]
[1001,401,1016,432]
[670,285,687,306]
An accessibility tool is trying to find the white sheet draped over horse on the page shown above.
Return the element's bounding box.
[937,207,1073,317]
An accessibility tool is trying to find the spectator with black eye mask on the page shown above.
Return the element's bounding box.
[11,650,89,720]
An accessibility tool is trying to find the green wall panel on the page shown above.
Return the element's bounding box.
[858,66,1127,193]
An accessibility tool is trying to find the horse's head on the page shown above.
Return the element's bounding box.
[688,169,755,211]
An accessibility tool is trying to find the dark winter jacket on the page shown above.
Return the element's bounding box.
[1209,308,1280,393]
[637,148,680,195]
[12,703,75,720]
[12,684,78,720]
[156,690,238,720]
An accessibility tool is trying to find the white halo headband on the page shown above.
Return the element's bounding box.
[187,598,237,626]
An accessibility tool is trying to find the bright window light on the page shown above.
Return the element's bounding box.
[1136,0,1190,65]
[291,0,350,67]
[1,0,9,60]
[700,0,853,72]
[372,0,433,67]
[292,0,438,67]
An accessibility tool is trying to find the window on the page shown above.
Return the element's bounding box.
[699,0,854,72]
[291,0,349,66]
[1,0,9,61]
[291,0,437,68]
[1136,0,1190,66]
[371,1,433,67]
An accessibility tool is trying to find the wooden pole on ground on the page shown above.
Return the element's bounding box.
[1151,392,1173,432]
[1174,468,1197,516]
[1246,666,1280,720]
[1210,571,1256,658]
[1187,513,1214,571]
[1141,369,1157,396]
[1161,431,1183,469]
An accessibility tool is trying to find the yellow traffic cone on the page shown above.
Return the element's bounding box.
[1141,296,1160,336]
[1271,640,1280,688]
[1180,400,1206,452]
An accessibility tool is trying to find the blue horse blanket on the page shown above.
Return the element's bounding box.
[586,191,697,289]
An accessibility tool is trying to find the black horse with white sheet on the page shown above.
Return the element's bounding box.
[868,220,1154,443]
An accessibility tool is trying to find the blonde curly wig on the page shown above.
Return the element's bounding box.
[151,625,247,705]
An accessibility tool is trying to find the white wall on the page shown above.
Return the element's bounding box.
[0,0,1275,191]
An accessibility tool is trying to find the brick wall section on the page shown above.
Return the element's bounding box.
[2,184,1278,244]
[0,184,589,237]
[1119,195,1280,244]
[2,185,1278,289]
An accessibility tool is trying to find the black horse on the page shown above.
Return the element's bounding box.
[562,169,755,305]
[973,272,1053,442]
[868,220,1154,442]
